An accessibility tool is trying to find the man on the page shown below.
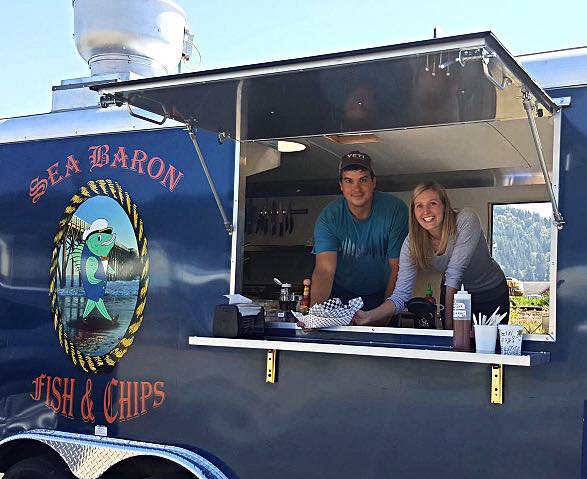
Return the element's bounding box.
[310,151,408,316]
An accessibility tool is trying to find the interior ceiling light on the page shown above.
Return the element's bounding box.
[325,133,381,145]
[277,140,306,153]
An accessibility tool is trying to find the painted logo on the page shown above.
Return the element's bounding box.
[49,179,149,373]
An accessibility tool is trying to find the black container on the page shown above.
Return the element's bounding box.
[213,304,265,338]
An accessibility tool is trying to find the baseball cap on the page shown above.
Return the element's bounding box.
[339,151,374,175]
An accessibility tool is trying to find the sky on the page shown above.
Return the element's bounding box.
[495,202,552,218]
[1,1,587,120]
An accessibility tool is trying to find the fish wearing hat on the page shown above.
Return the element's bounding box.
[71,218,117,321]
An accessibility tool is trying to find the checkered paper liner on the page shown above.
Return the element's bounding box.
[294,297,364,328]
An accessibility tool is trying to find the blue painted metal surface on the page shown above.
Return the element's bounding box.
[0,87,586,479]
[0,127,236,473]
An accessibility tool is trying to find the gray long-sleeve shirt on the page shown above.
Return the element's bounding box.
[388,208,505,313]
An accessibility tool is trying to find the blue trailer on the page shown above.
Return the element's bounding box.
[0,5,584,477]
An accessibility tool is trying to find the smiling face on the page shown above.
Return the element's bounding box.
[413,188,445,237]
[86,231,116,257]
[339,168,376,217]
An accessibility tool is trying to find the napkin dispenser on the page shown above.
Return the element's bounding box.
[213,304,265,338]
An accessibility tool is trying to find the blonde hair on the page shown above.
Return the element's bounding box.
[409,182,457,271]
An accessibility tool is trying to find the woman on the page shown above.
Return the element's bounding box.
[353,181,509,328]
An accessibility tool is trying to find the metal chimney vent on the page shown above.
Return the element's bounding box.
[73,0,188,78]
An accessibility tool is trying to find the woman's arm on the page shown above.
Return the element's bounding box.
[444,208,482,291]
[352,300,396,326]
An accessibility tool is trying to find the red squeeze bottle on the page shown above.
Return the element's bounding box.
[425,283,436,304]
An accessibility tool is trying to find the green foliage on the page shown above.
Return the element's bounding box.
[492,206,551,281]
[511,295,550,307]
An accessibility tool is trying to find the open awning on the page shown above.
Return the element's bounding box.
[93,31,563,227]
[94,32,557,141]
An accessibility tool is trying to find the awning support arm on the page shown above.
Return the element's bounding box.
[522,90,565,230]
[187,124,234,235]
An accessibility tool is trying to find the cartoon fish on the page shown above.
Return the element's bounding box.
[71,218,117,321]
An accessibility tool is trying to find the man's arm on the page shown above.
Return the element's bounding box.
[310,251,337,306]
[383,258,399,299]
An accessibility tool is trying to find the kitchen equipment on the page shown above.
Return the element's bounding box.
[287,201,294,234]
[406,297,436,329]
[271,200,277,235]
[278,200,284,236]
[274,278,295,311]
[213,304,265,338]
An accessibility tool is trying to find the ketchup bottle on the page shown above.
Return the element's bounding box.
[425,283,436,304]
[299,279,311,314]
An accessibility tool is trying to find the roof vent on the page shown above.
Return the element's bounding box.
[73,0,190,78]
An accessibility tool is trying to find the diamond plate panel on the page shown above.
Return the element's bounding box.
[0,430,228,479]
[44,440,139,479]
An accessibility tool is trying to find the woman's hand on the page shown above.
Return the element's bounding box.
[351,309,372,326]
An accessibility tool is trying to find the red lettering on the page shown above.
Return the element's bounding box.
[89,145,110,171]
[133,381,139,418]
[46,163,63,186]
[29,177,48,204]
[64,155,82,178]
[147,157,165,180]
[104,378,118,424]
[140,382,153,414]
[111,147,129,169]
[153,381,166,408]
[160,165,184,192]
[44,375,52,407]
[62,378,75,418]
[130,149,148,174]
[119,381,132,421]
[30,374,46,401]
[50,377,62,414]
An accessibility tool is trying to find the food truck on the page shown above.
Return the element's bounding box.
[0,1,585,478]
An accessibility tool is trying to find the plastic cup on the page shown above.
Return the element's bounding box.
[474,325,498,354]
[498,324,524,355]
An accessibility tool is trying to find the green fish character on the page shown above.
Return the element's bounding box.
[71,218,117,321]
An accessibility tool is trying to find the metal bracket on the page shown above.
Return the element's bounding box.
[99,93,124,109]
[99,93,169,126]
[218,131,229,144]
[187,125,234,235]
[522,89,565,229]
[457,47,512,90]
[266,349,278,383]
[491,364,503,404]
[553,96,572,107]
[126,102,167,126]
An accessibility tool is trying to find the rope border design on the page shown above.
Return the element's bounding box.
[49,179,149,374]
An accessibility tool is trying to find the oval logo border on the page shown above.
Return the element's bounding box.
[49,179,149,374]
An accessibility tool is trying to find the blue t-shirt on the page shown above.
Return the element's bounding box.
[313,191,408,295]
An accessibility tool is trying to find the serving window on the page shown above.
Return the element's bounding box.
[239,113,560,344]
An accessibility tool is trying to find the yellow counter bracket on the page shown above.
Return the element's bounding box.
[266,349,278,383]
[491,364,503,404]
